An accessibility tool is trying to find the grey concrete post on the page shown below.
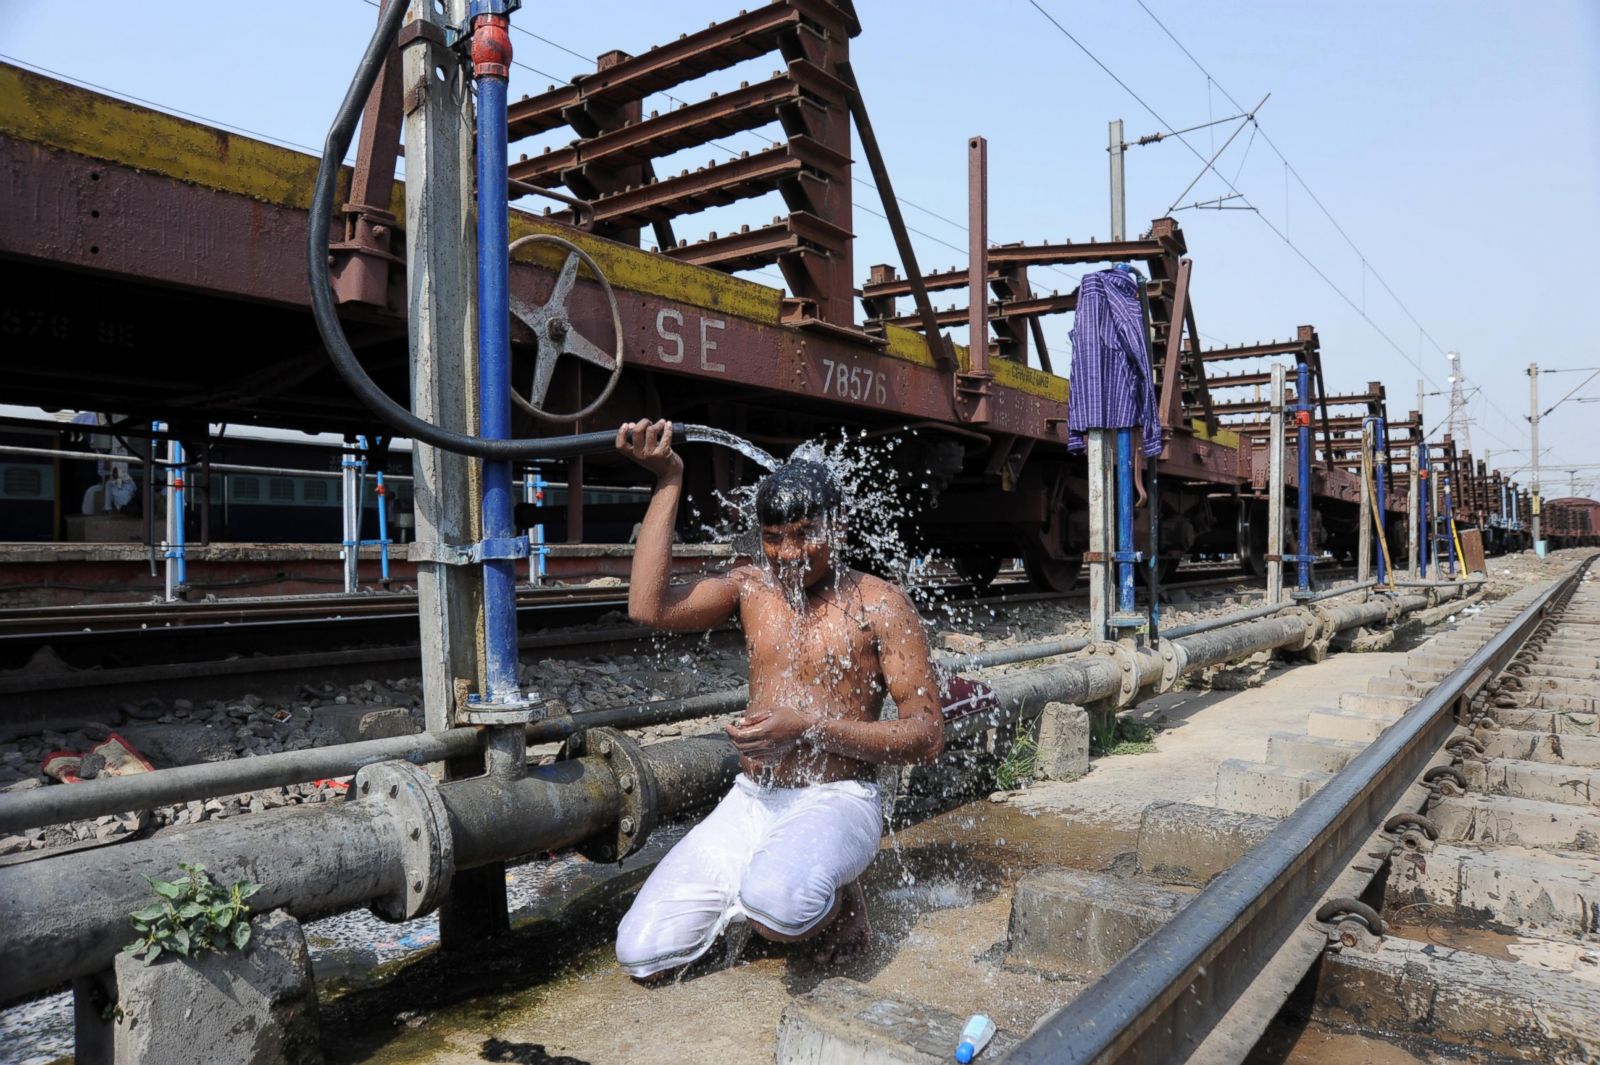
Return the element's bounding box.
[1108,119,1126,242]
[400,0,506,943]
[1528,362,1542,548]
[1087,430,1114,640]
[1268,364,1286,603]
[1407,443,1420,578]
[1358,421,1372,583]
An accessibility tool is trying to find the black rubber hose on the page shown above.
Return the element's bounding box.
[306,2,633,461]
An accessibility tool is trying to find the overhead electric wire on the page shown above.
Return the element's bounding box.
[0,53,327,157]
[1025,2,1442,389]
[1541,369,1600,417]
[1124,0,1531,439]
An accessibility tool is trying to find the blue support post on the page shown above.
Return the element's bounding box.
[172,440,187,588]
[354,436,391,586]
[1418,450,1431,578]
[1294,361,1313,595]
[474,25,520,703]
[525,468,547,586]
[1374,417,1389,583]
[1115,428,1136,616]
[373,470,391,585]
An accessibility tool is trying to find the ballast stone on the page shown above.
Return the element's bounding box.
[109,909,322,1065]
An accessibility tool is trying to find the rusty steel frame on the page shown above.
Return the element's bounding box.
[0,0,1410,564]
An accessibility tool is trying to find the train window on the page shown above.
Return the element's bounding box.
[302,479,329,504]
[268,478,295,502]
[232,477,260,502]
[3,467,43,498]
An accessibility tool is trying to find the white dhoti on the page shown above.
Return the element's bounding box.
[615,774,882,978]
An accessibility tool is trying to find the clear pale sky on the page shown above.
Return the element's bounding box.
[4,2,1597,494]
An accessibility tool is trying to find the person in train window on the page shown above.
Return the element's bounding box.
[612,419,943,975]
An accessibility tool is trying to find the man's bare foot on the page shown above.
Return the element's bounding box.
[811,880,872,964]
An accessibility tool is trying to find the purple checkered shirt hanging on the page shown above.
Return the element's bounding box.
[1066,268,1164,456]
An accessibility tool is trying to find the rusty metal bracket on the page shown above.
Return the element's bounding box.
[1316,898,1386,954]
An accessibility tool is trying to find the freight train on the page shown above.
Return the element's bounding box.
[1,3,1592,590]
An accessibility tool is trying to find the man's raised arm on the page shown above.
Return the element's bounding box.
[616,419,740,632]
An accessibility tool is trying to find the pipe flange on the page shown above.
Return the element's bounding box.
[353,760,456,923]
[1087,641,1142,707]
[571,727,659,863]
[1155,638,1185,694]
[1286,605,1332,658]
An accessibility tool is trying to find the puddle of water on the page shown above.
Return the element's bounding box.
[317,802,1135,1064]
[1248,1017,1434,1065]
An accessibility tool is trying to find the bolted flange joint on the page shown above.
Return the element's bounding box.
[460,690,547,726]
[560,727,660,863]
[1154,637,1186,694]
[352,760,456,923]
[1085,641,1145,708]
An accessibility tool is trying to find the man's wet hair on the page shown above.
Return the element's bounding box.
[754,460,841,527]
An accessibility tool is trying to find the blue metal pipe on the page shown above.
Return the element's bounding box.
[354,437,391,585]
[525,469,547,586]
[475,50,519,701]
[1295,362,1312,592]
[1418,449,1431,578]
[172,440,187,587]
[1374,417,1388,583]
[375,469,391,583]
[1116,428,1136,615]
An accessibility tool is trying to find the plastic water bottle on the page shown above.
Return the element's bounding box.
[954,1014,995,1063]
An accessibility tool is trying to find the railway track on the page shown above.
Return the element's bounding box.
[1005,553,1600,1064]
[0,563,1348,733]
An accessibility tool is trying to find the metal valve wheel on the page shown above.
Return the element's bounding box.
[508,233,624,424]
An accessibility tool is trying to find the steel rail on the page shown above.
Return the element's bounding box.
[1003,554,1596,1065]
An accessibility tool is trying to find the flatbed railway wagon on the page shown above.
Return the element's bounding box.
[1,2,1403,590]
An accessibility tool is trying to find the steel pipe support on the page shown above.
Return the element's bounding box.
[0,728,483,835]
[0,796,400,1004]
[0,734,730,1003]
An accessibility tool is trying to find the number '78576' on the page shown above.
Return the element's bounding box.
[819,358,887,404]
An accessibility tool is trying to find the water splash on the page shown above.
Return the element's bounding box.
[680,424,778,471]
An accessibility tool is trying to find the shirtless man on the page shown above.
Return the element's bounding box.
[611,419,944,977]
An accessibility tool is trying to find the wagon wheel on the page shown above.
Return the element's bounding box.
[954,554,1003,593]
[508,233,624,424]
[1023,548,1082,594]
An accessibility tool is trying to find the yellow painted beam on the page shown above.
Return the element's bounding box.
[0,63,333,211]
[0,63,779,324]
[509,217,779,325]
[3,62,1081,402]
[1191,418,1241,449]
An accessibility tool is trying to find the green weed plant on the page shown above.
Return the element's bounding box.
[995,728,1040,791]
[123,862,262,965]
